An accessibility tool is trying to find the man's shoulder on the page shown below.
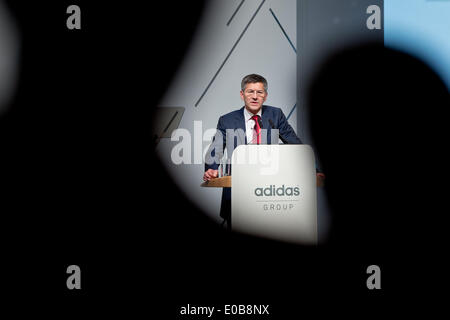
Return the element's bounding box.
[262,105,282,114]
[220,107,244,121]
[218,106,282,123]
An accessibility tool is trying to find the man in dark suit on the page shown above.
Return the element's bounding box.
[203,74,302,226]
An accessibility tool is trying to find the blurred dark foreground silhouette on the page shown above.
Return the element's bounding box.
[308,43,449,295]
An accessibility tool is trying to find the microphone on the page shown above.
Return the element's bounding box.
[268,119,289,144]
[257,117,263,129]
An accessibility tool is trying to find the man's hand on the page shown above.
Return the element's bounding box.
[203,169,218,181]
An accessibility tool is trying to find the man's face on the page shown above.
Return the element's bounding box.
[240,82,267,114]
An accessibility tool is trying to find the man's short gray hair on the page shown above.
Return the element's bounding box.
[241,74,268,92]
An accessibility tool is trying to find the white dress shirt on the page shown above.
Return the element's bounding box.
[244,107,262,144]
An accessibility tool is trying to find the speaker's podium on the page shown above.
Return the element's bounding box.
[203,145,318,245]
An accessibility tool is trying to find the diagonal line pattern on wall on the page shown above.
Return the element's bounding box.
[195,0,266,107]
[269,8,297,54]
[227,0,245,26]
[286,102,297,121]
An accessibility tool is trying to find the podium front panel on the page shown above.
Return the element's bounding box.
[231,145,317,244]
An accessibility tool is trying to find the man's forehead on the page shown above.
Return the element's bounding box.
[244,82,265,90]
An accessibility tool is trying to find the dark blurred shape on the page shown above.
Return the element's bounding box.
[308,43,449,291]
[1,0,212,300]
[0,0,19,115]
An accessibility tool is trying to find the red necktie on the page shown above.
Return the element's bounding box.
[251,115,261,144]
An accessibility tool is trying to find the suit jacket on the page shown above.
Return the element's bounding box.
[204,105,302,220]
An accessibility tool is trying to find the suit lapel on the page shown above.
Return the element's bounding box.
[234,107,246,145]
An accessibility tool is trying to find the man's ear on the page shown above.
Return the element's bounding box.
[263,92,268,102]
[240,90,245,101]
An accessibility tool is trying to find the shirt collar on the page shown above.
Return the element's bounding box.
[243,106,262,122]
